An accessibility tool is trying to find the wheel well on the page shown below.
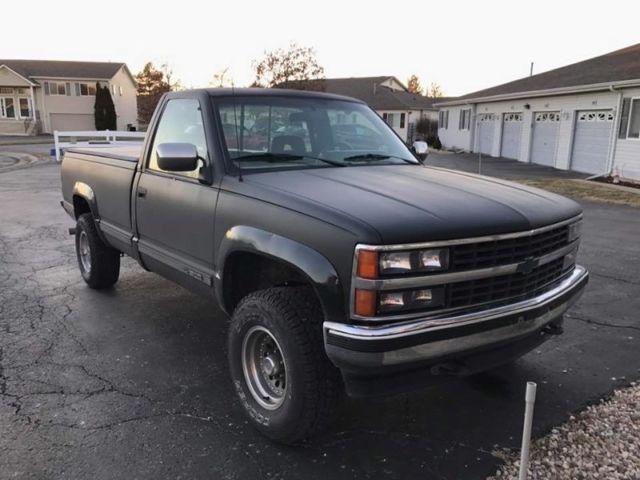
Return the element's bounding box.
[72,195,91,219]
[223,252,310,313]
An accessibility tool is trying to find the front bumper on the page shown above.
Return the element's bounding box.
[324,265,588,381]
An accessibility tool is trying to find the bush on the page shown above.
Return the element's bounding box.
[427,134,442,150]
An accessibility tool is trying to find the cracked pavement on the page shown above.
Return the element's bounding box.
[1,161,639,479]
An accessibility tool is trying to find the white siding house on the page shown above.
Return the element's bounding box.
[0,60,137,136]
[436,44,640,181]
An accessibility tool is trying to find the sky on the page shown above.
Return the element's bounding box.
[3,0,640,96]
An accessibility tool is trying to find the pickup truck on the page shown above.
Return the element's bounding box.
[60,88,588,444]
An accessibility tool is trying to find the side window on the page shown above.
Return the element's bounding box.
[148,99,208,179]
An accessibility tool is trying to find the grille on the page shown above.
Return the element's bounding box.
[450,225,570,271]
[447,257,568,309]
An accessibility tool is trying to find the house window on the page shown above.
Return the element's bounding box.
[0,87,13,94]
[119,85,123,96]
[385,113,396,127]
[75,82,97,96]
[18,98,31,118]
[627,98,640,139]
[439,110,449,129]
[45,81,69,96]
[112,84,117,96]
[459,109,471,130]
[0,97,16,118]
[400,113,406,129]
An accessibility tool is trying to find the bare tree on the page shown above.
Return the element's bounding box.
[252,43,325,89]
[210,67,233,88]
[407,75,424,95]
[160,62,182,91]
[427,82,444,98]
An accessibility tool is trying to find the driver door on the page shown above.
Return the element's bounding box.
[135,98,218,295]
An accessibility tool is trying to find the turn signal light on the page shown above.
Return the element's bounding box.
[357,250,379,279]
[354,289,376,317]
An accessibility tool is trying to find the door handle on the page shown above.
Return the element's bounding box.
[137,187,147,198]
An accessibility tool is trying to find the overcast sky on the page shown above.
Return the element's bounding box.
[4,0,639,96]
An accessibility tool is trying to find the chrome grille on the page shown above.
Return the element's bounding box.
[448,258,570,309]
[450,225,570,271]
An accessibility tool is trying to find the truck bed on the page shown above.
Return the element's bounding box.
[65,144,142,163]
[61,144,142,256]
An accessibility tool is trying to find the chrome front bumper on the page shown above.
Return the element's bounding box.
[324,265,588,372]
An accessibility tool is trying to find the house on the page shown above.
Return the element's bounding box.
[0,60,137,136]
[435,44,640,181]
[283,76,453,142]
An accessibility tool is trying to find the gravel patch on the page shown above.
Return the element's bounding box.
[514,178,640,208]
[489,382,640,479]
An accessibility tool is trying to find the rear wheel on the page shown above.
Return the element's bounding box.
[75,213,120,289]
[228,286,341,444]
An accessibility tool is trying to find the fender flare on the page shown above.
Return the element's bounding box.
[72,182,108,244]
[72,182,99,219]
[216,225,345,322]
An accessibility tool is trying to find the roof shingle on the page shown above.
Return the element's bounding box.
[445,43,640,104]
[0,59,126,80]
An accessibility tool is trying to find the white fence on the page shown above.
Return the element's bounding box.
[53,130,146,162]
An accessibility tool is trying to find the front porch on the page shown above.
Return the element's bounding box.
[0,88,40,136]
[0,65,41,136]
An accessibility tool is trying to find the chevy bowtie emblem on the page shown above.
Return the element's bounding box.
[517,257,539,275]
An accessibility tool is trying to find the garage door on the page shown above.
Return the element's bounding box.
[531,112,560,166]
[477,113,496,155]
[570,110,614,175]
[49,113,94,132]
[500,112,523,160]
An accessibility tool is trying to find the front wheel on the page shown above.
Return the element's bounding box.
[228,287,341,444]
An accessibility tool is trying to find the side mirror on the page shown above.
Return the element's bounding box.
[156,143,199,172]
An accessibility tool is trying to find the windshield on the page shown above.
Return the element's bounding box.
[213,95,418,172]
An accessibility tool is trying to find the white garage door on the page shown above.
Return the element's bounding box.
[570,110,614,175]
[50,113,94,132]
[500,112,523,160]
[531,112,560,167]
[477,113,496,155]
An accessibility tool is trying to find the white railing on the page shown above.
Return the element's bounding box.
[53,130,146,162]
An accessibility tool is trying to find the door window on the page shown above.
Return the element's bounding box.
[148,99,208,179]
[19,98,31,118]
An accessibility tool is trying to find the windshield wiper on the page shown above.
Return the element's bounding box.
[342,153,417,164]
[234,152,345,167]
[235,152,304,162]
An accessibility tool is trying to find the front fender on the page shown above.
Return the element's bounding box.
[216,225,345,322]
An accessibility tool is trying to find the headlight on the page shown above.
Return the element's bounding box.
[568,221,582,242]
[379,248,449,275]
[378,287,445,313]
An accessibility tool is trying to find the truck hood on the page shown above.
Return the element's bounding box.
[244,165,582,244]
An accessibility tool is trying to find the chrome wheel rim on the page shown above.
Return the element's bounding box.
[241,326,287,410]
[78,230,91,273]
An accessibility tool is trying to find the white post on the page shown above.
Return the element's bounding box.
[518,381,537,480]
[54,131,60,162]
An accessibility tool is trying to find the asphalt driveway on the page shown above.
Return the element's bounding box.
[426,151,590,180]
[1,162,638,479]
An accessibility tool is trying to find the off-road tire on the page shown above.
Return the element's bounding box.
[228,286,341,444]
[75,213,120,289]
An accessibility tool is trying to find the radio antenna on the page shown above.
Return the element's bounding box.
[231,82,243,182]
